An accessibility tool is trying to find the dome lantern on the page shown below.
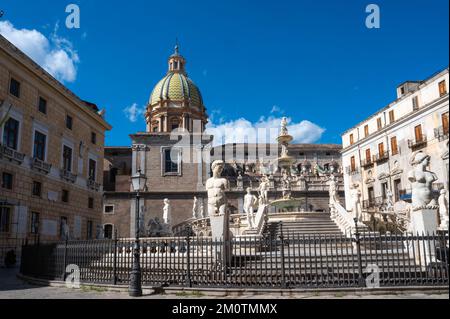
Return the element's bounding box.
[168,44,186,74]
[145,45,208,134]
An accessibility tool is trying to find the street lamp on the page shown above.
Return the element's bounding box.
[129,168,147,297]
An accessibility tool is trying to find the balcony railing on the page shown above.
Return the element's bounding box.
[0,144,25,165]
[345,166,360,175]
[361,158,374,168]
[434,126,449,142]
[87,178,101,191]
[373,151,390,163]
[60,169,77,183]
[31,157,52,174]
[408,135,427,149]
[362,196,385,210]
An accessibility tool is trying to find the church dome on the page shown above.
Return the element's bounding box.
[149,72,204,108]
[145,44,208,134]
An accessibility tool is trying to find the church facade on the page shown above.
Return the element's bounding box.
[102,47,344,238]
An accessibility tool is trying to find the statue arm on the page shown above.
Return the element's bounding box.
[407,170,416,183]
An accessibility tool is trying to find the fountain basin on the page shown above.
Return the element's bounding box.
[277,135,293,144]
[270,198,304,212]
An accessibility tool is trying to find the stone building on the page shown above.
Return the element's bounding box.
[341,67,449,220]
[0,35,112,243]
[102,47,344,238]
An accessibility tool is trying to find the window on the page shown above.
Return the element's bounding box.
[414,125,423,142]
[350,156,356,172]
[381,182,388,200]
[377,118,382,130]
[88,197,94,209]
[2,118,19,150]
[62,189,69,203]
[393,179,402,202]
[364,125,369,137]
[442,112,449,135]
[60,217,68,236]
[32,181,42,197]
[378,143,385,156]
[164,148,180,174]
[0,207,11,232]
[104,205,114,214]
[104,224,113,239]
[9,78,20,98]
[88,159,97,181]
[87,220,93,239]
[31,212,40,234]
[33,131,47,161]
[391,136,399,155]
[91,132,97,145]
[153,127,158,132]
[349,134,354,145]
[2,172,13,190]
[439,80,447,96]
[62,145,73,172]
[38,97,47,114]
[365,148,371,162]
[389,110,395,124]
[400,86,405,95]
[66,115,73,130]
[412,96,419,111]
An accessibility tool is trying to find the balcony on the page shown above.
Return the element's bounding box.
[87,178,101,191]
[362,197,385,210]
[361,158,374,168]
[0,144,25,165]
[60,169,77,183]
[434,126,449,142]
[31,157,52,174]
[373,151,389,163]
[345,166,360,175]
[408,135,427,149]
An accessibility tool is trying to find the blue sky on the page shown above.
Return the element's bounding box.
[1,0,448,146]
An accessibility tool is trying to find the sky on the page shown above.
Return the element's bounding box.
[0,0,448,147]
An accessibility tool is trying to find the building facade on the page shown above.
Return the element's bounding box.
[0,35,112,244]
[103,47,344,238]
[341,67,449,218]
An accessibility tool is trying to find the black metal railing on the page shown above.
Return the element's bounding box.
[20,231,449,289]
[373,151,390,163]
[434,126,449,142]
[408,135,427,149]
[361,158,374,168]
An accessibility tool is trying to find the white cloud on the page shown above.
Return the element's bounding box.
[0,20,79,83]
[270,105,284,114]
[205,116,325,146]
[123,103,146,123]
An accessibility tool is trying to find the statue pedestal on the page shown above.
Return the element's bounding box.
[410,208,439,267]
[210,214,232,267]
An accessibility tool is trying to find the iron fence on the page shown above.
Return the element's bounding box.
[0,237,29,268]
[20,230,449,289]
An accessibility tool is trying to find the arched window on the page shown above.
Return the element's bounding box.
[104,224,113,239]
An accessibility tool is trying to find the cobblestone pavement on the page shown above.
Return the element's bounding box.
[0,268,448,299]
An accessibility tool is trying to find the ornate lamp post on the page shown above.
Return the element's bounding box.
[354,217,365,287]
[129,169,147,297]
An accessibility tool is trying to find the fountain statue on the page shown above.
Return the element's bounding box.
[269,117,303,212]
[408,151,438,210]
[244,187,258,229]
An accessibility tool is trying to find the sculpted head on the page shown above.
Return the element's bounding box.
[410,151,430,167]
[211,160,224,176]
[164,198,170,205]
[246,187,252,194]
